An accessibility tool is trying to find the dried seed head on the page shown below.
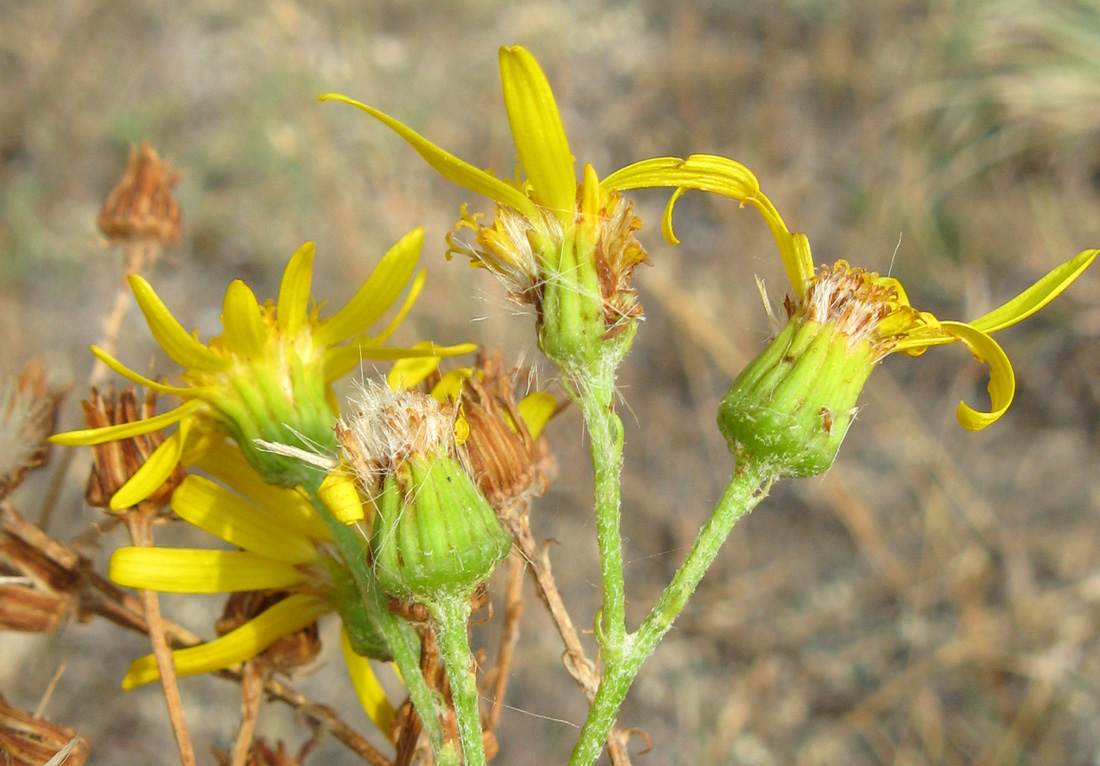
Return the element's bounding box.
[82,388,185,513]
[0,689,90,766]
[457,352,554,512]
[0,503,77,634]
[338,380,458,494]
[98,142,182,246]
[0,359,61,501]
[589,190,647,332]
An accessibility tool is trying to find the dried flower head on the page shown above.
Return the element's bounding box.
[98,142,182,247]
[0,360,60,501]
[455,352,556,511]
[0,689,90,766]
[337,379,459,495]
[82,387,185,512]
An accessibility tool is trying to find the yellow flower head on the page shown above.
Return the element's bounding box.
[108,435,396,733]
[52,229,475,506]
[715,242,1095,477]
[321,47,779,372]
[778,242,1097,430]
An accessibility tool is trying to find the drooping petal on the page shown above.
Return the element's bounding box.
[277,242,315,337]
[171,475,321,564]
[128,275,229,373]
[49,398,205,446]
[969,248,1097,335]
[314,229,424,348]
[121,593,331,689]
[109,418,192,510]
[367,269,427,346]
[319,93,537,219]
[192,436,332,541]
[938,320,1015,431]
[323,342,478,383]
[387,353,443,391]
[517,392,558,439]
[220,280,267,357]
[603,154,815,297]
[88,346,202,396]
[498,46,577,220]
[340,626,396,735]
[110,548,307,593]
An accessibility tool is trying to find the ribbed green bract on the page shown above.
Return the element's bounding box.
[718,317,876,478]
[369,454,512,603]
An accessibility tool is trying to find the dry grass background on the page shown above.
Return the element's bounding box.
[2,0,1100,764]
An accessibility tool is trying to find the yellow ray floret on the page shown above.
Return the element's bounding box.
[122,593,331,689]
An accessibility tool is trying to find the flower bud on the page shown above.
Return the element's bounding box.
[718,263,894,477]
[370,453,512,603]
[337,382,512,605]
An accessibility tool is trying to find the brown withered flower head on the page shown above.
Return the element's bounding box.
[98,142,182,248]
[0,359,62,501]
[0,689,90,766]
[82,388,186,513]
[215,590,322,674]
[456,352,557,513]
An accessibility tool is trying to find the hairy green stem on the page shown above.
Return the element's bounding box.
[572,364,628,653]
[429,596,485,766]
[303,479,450,758]
[568,461,773,766]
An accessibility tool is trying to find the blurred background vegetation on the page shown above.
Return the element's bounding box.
[2,0,1099,763]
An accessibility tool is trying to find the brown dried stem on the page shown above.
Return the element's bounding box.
[484,550,525,735]
[126,511,197,766]
[229,661,266,766]
[499,503,632,766]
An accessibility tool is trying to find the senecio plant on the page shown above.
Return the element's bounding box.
[51,46,1095,766]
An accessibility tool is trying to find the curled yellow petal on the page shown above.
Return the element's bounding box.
[969,248,1097,335]
[192,434,331,540]
[603,154,814,297]
[388,353,443,391]
[128,275,228,373]
[171,475,321,564]
[517,392,558,440]
[340,626,396,735]
[320,93,537,219]
[110,547,307,593]
[50,398,204,446]
[121,593,331,689]
[314,229,424,348]
[939,320,1014,431]
[109,419,191,510]
[499,46,577,221]
[220,280,267,357]
[277,242,315,337]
